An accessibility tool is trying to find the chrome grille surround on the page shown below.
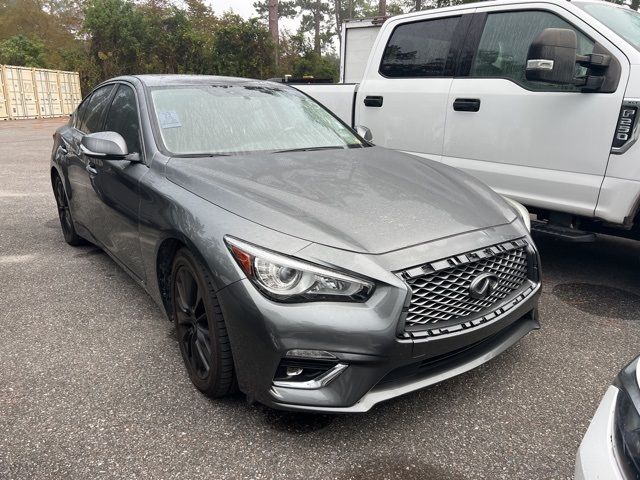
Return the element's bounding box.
[400,239,533,334]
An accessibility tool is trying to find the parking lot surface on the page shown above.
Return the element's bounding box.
[1,118,640,479]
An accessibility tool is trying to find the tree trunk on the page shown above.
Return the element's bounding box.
[415,0,422,10]
[268,0,279,65]
[314,0,321,55]
[378,0,386,16]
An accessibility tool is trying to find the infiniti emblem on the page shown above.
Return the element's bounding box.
[469,273,499,300]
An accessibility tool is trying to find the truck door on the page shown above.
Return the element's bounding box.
[441,4,628,218]
[356,10,475,162]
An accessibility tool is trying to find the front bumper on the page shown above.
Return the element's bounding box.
[575,386,627,480]
[217,272,541,413]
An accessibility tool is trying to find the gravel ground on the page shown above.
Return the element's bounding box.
[1,118,640,480]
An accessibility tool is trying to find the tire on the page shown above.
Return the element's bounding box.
[52,173,85,246]
[171,248,236,397]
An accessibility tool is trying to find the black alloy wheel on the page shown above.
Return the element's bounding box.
[52,174,84,246]
[171,248,235,397]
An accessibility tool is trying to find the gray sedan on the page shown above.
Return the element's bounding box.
[50,75,540,412]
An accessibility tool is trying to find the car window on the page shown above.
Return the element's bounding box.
[380,16,461,78]
[79,84,115,133]
[74,97,90,130]
[470,11,594,91]
[104,85,141,154]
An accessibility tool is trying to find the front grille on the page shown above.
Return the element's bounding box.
[401,239,531,330]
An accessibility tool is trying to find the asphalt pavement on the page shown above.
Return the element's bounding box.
[1,118,640,479]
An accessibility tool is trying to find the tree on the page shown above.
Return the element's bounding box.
[0,0,83,70]
[212,13,276,79]
[294,0,333,55]
[254,0,296,64]
[83,0,148,81]
[329,0,378,51]
[0,35,47,67]
[278,29,339,80]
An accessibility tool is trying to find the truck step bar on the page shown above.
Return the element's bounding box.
[531,220,597,242]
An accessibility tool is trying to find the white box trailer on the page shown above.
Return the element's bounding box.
[340,18,384,84]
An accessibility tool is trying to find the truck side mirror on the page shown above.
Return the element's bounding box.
[525,28,578,85]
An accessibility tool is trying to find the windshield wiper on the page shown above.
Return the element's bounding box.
[176,152,232,158]
[272,145,346,154]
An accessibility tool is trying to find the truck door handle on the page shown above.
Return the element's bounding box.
[453,98,481,112]
[364,96,383,107]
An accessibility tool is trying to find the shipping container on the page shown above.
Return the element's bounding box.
[4,65,39,118]
[0,67,8,120]
[58,70,82,115]
[0,65,81,120]
[33,68,63,117]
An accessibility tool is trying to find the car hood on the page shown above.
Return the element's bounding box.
[165,146,516,254]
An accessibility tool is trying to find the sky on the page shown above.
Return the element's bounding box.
[207,0,300,31]
[211,0,256,18]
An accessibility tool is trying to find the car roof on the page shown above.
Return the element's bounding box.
[111,74,274,88]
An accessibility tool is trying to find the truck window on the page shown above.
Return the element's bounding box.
[380,16,460,78]
[470,11,594,91]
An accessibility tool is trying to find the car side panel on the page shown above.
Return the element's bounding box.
[136,164,312,312]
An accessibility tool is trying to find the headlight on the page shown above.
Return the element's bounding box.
[614,356,640,476]
[224,236,374,303]
[503,197,531,232]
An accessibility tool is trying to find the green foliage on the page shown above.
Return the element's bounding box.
[0,35,47,67]
[279,30,339,80]
[212,13,277,79]
[83,0,147,80]
[0,0,493,92]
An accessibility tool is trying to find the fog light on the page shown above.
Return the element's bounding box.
[286,367,304,377]
[273,357,348,390]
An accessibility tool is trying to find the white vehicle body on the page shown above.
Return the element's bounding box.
[575,356,640,479]
[296,0,640,240]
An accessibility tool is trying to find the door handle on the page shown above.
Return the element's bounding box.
[86,164,98,175]
[453,98,481,112]
[364,96,383,107]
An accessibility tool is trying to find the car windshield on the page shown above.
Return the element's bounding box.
[149,83,365,155]
[577,2,640,51]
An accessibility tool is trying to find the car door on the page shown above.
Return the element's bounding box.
[64,85,115,235]
[356,10,474,162]
[84,83,148,281]
[441,4,628,218]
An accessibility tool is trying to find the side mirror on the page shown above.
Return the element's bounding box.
[356,125,373,142]
[80,132,129,159]
[526,28,578,85]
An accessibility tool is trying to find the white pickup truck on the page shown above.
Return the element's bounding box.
[293,0,640,242]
